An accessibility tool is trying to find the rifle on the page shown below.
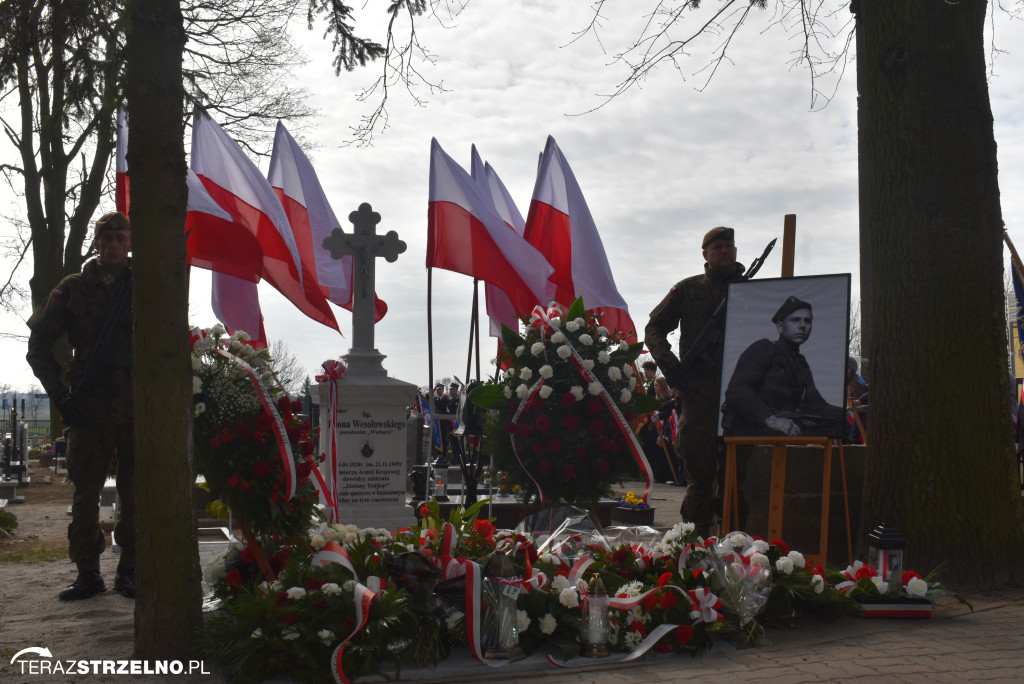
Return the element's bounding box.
[666,238,777,390]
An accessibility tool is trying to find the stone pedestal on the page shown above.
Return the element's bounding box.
[316,352,417,530]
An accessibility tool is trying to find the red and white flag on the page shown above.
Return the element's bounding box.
[190,112,339,332]
[524,136,637,342]
[186,168,268,345]
[427,138,553,316]
[115,108,130,217]
[268,122,387,322]
[469,145,523,338]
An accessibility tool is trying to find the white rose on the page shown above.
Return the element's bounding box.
[574,317,586,327]
[516,384,529,399]
[539,552,559,565]
[906,577,928,598]
[539,365,554,379]
[582,359,595,371]
[775,557,794,574]
[531,342,546,356]
[570,386,585,400]
[286,587,307,600]
[871,576,889,594]
[557,345,572,359]
[539,613,557,635]
[310,534,326,550]
[607,366,622,381]
[598,351,611,364]
[551,331,566,345]
[539,385,553,399]
[623,364,634,377]
[619,389,632,403]
[515,346,525,357]
[281,627,300,641]
[520,367,533,381]
[559,587,580,608]
[812,575,825,594]
[588,381,603,396]
[516,609,531,632]
[504,386,513,399]
[787,550,806,568]
[579,334,594,346]
[565,321,579,332]
[323,528,339,542]
[192,376,203,394]
[321,582,342,596]
[318,629,335,643]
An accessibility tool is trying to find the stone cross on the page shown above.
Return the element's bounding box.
[322,203,406,369]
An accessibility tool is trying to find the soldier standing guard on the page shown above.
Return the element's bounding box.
[27,211,137,600]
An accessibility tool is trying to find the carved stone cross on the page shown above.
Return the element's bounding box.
[322,203,406,360]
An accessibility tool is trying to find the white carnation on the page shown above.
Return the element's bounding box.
[559,587,580,608]
[582,359,595,371]
[812,574,825,594]
[318,629,335,644]
[598,351,611,364]
[607,366,622,381]
[539,613,557,635]
[539,365,554,379]
[515,346,525,357]
[750,539,770,553]
[539,552,559,565]
[321,582,342,596]
[787,550,806,568]
[310,534,326,550]
[579,334,594,346]
[623,364,634,377]
[618,341,629,351]
[749,553,770,567]
[629,377,637,390]
[504,386,513,399]
[516,384,529,399]
[250,628,264,639]
[286,587,307,600]
[551,331,566,344]
[531,342,546,356]
[516,609,531,632]
[565,320,579,332]
[551,575,571,591]
[539,385,553,399]
[211,323,226,336]
[520,367,533,381]
[775,557,794,574]
[574,317,586,327]
[192,376,203,394]
[343,580,356,592]
[619,389,632,403]
[588,381,603,395]
[557,345,572,359]
[570,386,585,400]
[281,627,300,641]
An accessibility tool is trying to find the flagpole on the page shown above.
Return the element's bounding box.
[466,279,478,385]
[475,286,482,382]
[427,267,436,499]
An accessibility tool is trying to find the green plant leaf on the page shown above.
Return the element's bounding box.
[469,383,507,409]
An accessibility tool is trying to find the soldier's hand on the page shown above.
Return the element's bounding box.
[57,392,89,427]
[765,415,801,436]
[665,365,687,391]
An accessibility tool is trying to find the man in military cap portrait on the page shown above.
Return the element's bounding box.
[26,210,137,601]
[645,226,747,537]
[722,296,845,438]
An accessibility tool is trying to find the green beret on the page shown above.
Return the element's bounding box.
[95,211,130,236]
[702,226,734,248]
[772,296,813,323]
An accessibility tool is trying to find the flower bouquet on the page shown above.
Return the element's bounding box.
[470,299,662,508]
[191,325,321,569]
[611,491,655,526]
[826,561,970,618]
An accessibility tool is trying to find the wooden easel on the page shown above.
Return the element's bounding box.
[722,436,852,567]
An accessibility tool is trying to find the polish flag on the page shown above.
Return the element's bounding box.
[115,109,130,217]
[427,138,553,316]
[190,112,339,332]
[186,168,268,345]
[268,122,387,322]
[469,145,522,338]
[524,136,637,342]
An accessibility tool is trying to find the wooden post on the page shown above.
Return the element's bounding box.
[781,214,796,278]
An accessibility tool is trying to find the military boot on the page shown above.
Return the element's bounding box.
[59,570,106,601]
[113,568,136,599]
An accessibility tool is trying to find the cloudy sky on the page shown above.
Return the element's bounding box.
[2,1,1023,395]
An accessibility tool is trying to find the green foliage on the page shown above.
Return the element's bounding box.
[0,510,17,533]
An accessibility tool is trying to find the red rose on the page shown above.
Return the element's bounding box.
[517,424,533,438]
[277,396,292,414]
[241,546,255,564]
[536,414,552,431]
[293,399,302,412]
[253,461,272,478]
[855,565,877,580]
[226,475,239,488]
[254,411,274,432]
[561,464,575,478]
[531,441,546,454]
[654,641,672,653]
[630,621,646,636]
[588,398,603,414]
[234,421,252,440]
[657,571,673,587]
[225,568,243,587]
[473,519,496,541]
[643,593,658,611]
[209,437,220,447]
[547,438,563,453]
[281,613,298,625]
[587,421,605,436]
[240,481,250,491]
[902,570,922,585]
[623,409,634,421]
[674,625,693,644]
[507,400,520,414]
[612,547,631,564]
[564,416,580,430]
[531,398,545,413]
[660,592,677,609]
[599,437,615,451]
[560,393,576,408]
[537,462,551,476]
[771,538,789,555]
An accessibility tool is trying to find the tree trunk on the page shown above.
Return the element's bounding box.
[124,0,203,658]
[858,1,1024,588]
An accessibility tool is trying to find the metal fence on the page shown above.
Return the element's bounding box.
[0,419,53,445]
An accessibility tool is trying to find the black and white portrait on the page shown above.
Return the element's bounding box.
[717,274,851,438]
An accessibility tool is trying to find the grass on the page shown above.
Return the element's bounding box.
[0,542,68,564]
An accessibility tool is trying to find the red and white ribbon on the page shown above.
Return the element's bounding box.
[688,587,724,623]
[509,377,550,507]
[215,348,296,500]
[331,582,377,684]
[312,541,358,580]
[315,359,346,522]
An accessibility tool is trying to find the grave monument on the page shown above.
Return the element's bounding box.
[314,203,417,529]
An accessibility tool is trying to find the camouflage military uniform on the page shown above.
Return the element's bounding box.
[645,263,746,534]
[26,258,135,575]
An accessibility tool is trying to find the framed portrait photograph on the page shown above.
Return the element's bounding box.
[717,274,851,438]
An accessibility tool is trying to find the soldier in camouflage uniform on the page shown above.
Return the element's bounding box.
[26,211,136,601]
[644,227,747,537]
